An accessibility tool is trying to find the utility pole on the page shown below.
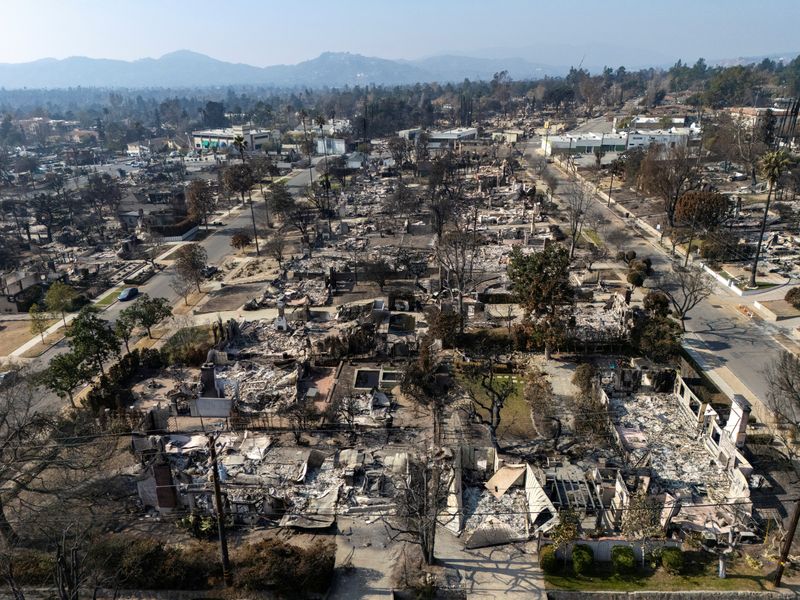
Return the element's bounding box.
[208,434,232,586]
[774,499,800,587]
[607,167,615,208]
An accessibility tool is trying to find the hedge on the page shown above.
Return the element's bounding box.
[661,547,684,574]
[786,287,800,310]
[539,545,559,574]
[611,545,637,575]
[572,544,594,575]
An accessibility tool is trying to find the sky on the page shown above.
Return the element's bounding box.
[0,0,797,67]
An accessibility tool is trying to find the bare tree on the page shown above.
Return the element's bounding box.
[169,273,194,306]
[0,375,116,545]
[524,365,560,445]
[463,356,516,452]
[384,453,454,565]
[639,144,700,227]
[564,178,592,258]
[435,223,482,333]
[765,351,800,463]
[657,267,713,331]
[264,230,288,270]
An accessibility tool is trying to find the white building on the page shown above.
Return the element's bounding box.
[428,127,478,150]
[541,127,699,157]
[315,137,346,155]
[625,126,699,150]
[540,133,627,156]
[192,125,278,152]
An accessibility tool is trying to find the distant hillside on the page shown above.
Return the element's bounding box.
[0,50,562,89]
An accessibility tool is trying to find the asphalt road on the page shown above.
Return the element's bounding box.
[524,143,781,408]
[28,165,315,380]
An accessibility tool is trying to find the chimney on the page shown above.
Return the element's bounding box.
[724,395,751,447]
[199,363,221,398]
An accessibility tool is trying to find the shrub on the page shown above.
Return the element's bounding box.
[572,544,594,575]
[627,270,646,287]
[572,363,597,396]
[234,539,336,595]
[661,547,684,574]
[615,250,626,261]
[611,545,637,575]
[624,250,637,263]
[539,545,558,574]
[786,287,800,310]
[11,549,54,585]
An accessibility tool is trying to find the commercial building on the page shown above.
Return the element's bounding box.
[541,127,699,156]
[428,127,478,151]
[540,133,627,156]
[191,125,278,152]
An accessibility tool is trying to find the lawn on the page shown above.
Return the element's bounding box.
[582,228,603,248]
[0,318,58,356]
[95,287,122,307]
[457,368,534,439]
[21,328,65,358]
[545,552,770,593]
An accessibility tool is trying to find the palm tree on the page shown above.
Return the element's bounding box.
[233,134,248,162]
[749,150,791,287]
[298,109,313,185]
[315,115,331,208]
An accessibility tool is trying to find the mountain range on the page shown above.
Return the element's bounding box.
[0,49,796,90]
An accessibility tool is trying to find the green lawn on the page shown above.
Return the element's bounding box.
[95,288,121,307]
[546,553,770,592]
[582,228,603,248]
[457,370,534,438]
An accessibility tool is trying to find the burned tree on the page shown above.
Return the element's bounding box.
[765,351,800,462]
[463,356,517,452]
[656,267,713,331]
[639,143,700,227]
[384,452,454,565]
[0,375,116,545]
[436,222,482,333]
[564,178,592,258]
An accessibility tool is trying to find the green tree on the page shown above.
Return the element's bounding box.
[508,244,573,359]
[39,351,86,408]
[185,180,215,231]
[66,307,119,376]
[173,244,208,293]
[230,231,252,251]
[750,150,791,287]
[29,303,50,343]
[115,308,137,354]
[232,134,248,161]
[674,190,729,267]
[129,294,172,339]
[224,163,259,255]
[44,281,77,328]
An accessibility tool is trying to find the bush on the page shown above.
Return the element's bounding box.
[234,539,336,595]
[163,326,213,367]
[572,363,597,396]
[786,287,800,310]
[624,250,637,263]
[611,545,637,575]
[615,250,626,261]
[627,270,646,287]
[539,545,559,574]
[572,544,594,575]
[86,534,217,590]
[661,547,684,574]
[11,549,54,585]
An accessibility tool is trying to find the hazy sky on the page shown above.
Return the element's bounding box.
[0,0,797,66]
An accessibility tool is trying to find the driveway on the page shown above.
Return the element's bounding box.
[436,527,546,599]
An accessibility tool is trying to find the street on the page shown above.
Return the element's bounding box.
[524,142,783,413]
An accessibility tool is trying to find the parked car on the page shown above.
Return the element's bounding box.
[118,287,139,301]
